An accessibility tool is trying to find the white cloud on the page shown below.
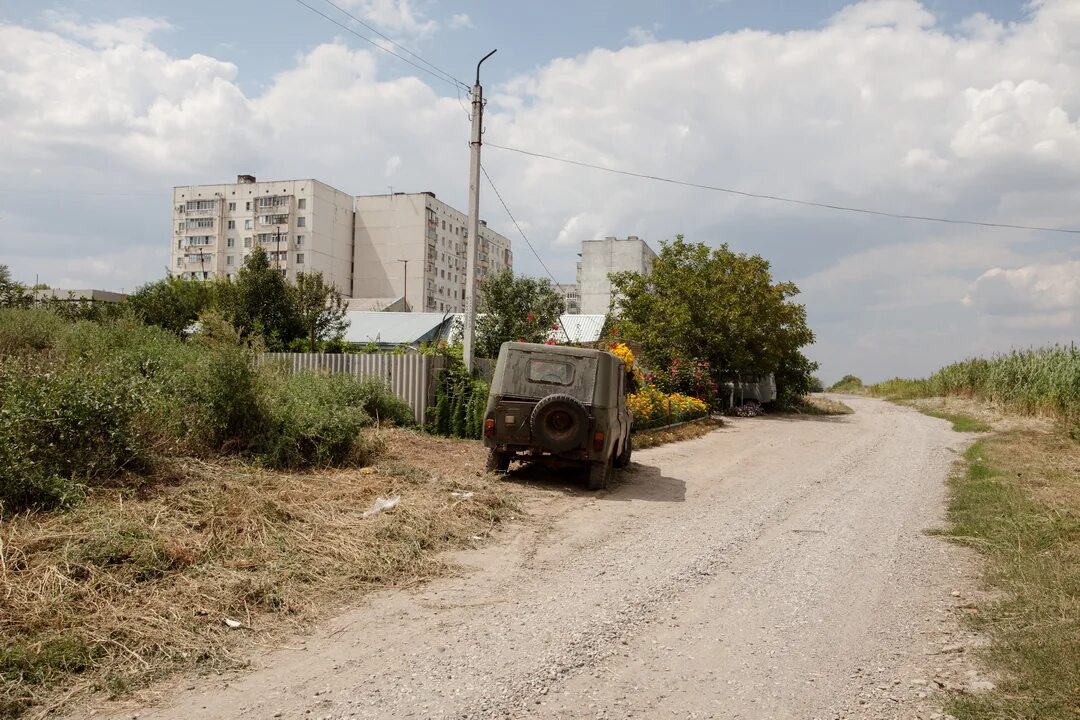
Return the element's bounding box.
[3,0,1080,383]
[448,13,473,30]
[336,0,438,39]
[963,262,1080,316]
[625,25,660,45]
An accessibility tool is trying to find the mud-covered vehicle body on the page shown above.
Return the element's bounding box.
[483,342,632,489]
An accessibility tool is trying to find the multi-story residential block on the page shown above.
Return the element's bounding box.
[554,283,581,314]
[353,192,513,313]
[577,235,657,314]
[170,175,355,294]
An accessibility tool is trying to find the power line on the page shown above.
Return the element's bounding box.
[291,0,466,90]
[487,143,1080,236]
[315,0,468,89]
[481,164,573,344]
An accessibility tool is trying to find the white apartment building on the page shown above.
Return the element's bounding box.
[577,235,657,314]
[554,283,581,315]
[171,175,355,294]
[353,192,513,313]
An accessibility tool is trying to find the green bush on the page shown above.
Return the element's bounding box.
[0,308,66,355]
[430,364,489,439]
[0,358,150,511]
[827,374,864,393]
[257,372,410,470]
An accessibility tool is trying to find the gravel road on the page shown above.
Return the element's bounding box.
[91,397,982,720]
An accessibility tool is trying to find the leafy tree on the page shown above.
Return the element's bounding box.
[294,271,348,352]
[475,270,565,358]
[610,235,814,380]
[220,246,303,349]
[0,265,32,309]
[125,277,215,336]
[773,347,821,407]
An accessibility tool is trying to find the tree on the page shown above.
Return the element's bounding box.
[609,235,814,381]
[294,271,348,352]
[475,270,565,359]
[125,277,216,336]
[220,246,303,349]
[0,265,32,309]
[773,347,821,407]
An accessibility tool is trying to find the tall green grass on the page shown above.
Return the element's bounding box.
[869,345,1080,428]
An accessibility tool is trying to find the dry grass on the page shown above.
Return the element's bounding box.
[0,430,515,718]
[939,429,1080,720]
[789,395,854,416]
[632,417,724,450]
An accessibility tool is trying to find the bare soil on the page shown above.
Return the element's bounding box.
[76,398,987,720]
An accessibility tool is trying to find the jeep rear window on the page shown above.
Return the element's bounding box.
[527,359,574,386]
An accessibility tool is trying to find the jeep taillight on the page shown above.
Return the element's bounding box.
[484,414,496,438]
[592,430,605,451]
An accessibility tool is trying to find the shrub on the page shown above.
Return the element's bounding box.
[257,372,408,469]
[0,357,150,511]
[828,374,864,393]
[0,308,66,355]
[431,364,489,439]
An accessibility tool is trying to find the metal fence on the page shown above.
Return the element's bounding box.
[261,353,447,425]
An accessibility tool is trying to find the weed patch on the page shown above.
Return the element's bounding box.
[632,417,723,449]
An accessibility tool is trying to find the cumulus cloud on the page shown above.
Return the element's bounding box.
[963,262,1080,316]
[2,0,1080,382]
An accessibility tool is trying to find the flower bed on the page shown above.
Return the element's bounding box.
[628,385,708,430]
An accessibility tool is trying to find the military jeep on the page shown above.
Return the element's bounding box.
[482,342,633,490]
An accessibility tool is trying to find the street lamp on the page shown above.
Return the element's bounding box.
[398,259,409,312]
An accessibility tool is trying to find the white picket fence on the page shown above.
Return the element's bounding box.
[261,353,447,424]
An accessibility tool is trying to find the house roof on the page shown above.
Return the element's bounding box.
[342,312,608,347]
[343,311,456,345]
[554,314,606,343]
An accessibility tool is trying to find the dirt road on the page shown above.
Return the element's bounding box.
[92,397,980,720]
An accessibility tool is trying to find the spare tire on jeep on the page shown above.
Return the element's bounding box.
[530,393,589,453]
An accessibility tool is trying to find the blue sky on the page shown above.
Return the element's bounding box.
[1,0,1077,383]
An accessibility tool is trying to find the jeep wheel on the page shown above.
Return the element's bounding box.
[613,435,632,468]
[530,394,589,453]
[587,456,612,490]
[485,449,511,473]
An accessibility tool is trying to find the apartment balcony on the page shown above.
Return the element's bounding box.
[258,214,289,226]
[185,254,213,266]
[256,196,290,210]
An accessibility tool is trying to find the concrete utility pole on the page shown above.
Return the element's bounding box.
[398,258,409,312]
[463,49,497,374]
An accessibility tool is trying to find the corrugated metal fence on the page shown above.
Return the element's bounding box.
[262,353,447,424]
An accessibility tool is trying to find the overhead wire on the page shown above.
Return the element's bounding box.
[291,0,467,90]
[315,0,469,89]
[486,143,1080,236]
[481,163,574,344]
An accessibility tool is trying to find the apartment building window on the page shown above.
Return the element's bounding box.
[177,222,183,232]
[243,237,252,248]
[226,237,235,248]
[228,202,236,211]
[227,220,235,229]
[226,255,234,266]
[176,257,182,267]
[298,198,306,209]
[295,253,304,264]
[297,216,306,227]
[296,235,304,246]
[245,201,251,210]
[244,219,253,230]
[441,220,445,230]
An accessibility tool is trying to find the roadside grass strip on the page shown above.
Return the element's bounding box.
[935,433,1080,720]
[921,409,993,433]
